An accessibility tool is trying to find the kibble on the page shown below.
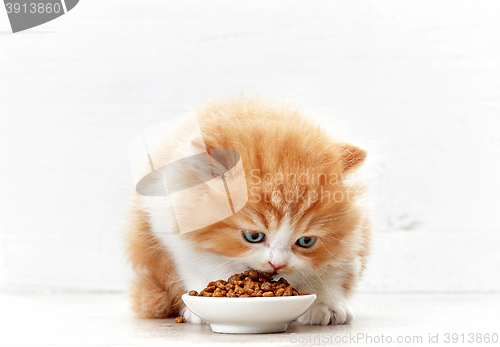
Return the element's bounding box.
[175,317,185,323]
[188,270,307,298]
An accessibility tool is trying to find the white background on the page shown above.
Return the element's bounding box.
[1,0,499,293]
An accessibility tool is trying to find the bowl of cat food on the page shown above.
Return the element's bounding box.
[181,270,317,334]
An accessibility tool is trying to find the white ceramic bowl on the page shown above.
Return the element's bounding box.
[181,293,317,334]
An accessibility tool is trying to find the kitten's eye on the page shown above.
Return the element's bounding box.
[296,237,316,248]
[243,231,265,243]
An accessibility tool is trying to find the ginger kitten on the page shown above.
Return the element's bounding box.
[125,95,371,325]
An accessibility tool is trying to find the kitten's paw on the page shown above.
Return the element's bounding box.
[296,302,354,325]
[180,307,206,324]
[330,301,354,325]
[296,302,331,325]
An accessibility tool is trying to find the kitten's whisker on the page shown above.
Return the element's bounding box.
[313,271,337,304]
[296,269,316,293]
[317,238,338,259]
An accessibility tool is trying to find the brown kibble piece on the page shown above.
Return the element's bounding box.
[279,277,289,286]
[284,286,293,296]
[263,291,274,297]
[175,317,185,323]
[244,287,254,295]
[249,270,259,280]
[275,288,285,296]
[227,274,240,283]
[188,290,198,296]
[205,285,216,292]
[261,282,272,291]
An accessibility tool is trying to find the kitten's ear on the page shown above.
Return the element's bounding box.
[190,134,239,175]
[338,143,367,171]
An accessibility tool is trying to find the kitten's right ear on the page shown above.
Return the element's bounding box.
[338,143,367,172]
[189,134,239,177]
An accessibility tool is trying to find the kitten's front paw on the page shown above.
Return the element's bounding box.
[330,301,354,325]
[296,302,331,325]
[296,302,353,325]
[180,307,206,324]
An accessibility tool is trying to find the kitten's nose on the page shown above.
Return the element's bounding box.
[269,262,286,272]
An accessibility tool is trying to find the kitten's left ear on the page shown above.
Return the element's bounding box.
[338,143,367,171]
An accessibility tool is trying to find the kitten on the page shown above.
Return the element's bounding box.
[125,95,371,325]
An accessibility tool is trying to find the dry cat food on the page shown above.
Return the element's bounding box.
[174,317,185,324]
[188,270,306,297]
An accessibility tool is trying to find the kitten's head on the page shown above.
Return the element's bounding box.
[183,143,366,275]
[180,97,368,275]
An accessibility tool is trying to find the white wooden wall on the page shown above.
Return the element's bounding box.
[1,0,499,293]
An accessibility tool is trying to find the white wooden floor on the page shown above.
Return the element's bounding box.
[1,293,498,346]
